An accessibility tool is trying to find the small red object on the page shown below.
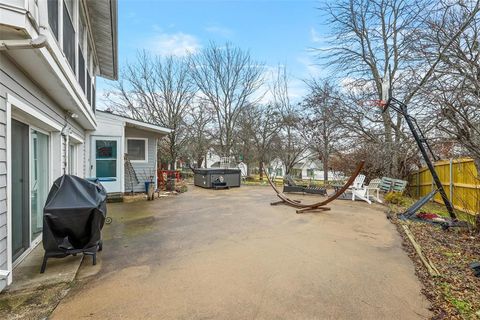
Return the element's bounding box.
[417,212,440,220]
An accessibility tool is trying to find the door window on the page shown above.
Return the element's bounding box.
[96,140,117,178]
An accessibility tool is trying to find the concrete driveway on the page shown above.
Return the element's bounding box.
[51,185,430,319]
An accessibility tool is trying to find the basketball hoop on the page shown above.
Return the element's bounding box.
[361,99,387,109]
[373,99,387,108]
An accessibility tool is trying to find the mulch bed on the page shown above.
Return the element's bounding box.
[390,215,480,319]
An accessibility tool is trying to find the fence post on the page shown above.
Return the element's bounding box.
[416,171,420,197]
[449,158,453,204]
[431,167,435,192]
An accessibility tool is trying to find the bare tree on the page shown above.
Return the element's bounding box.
[189,42,265,157]
[318,0,479,177]
[301,79,345,182]
[237,103,282,180]
[184,102,214,168]
[272,66,308,175]
[422,1,480,169]
[106,52,196,169]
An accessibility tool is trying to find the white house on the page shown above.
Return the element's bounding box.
[268,154,342,181]
[203,149,248,176]
[0,0,170,291]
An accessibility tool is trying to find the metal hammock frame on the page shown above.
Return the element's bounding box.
[262,161,365,213]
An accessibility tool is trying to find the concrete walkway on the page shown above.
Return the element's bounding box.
[51,186,431,319]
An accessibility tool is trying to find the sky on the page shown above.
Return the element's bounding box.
[97,0,330,108]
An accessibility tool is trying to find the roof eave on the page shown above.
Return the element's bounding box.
[97,110,173,135]
[86,0,118,80]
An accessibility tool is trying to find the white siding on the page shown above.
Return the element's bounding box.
[0,52,87,291]
[0,95,7,290]
[124,127,158,193]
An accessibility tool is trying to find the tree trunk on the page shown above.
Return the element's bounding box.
[259,161,264,181]
[196,157,204,168]
[323,156,329,183]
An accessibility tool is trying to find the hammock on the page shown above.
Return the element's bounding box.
[262,161,365,213]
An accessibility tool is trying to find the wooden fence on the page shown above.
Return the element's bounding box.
[407,158,479,215]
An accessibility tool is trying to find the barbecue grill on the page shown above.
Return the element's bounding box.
[41,175,107,273]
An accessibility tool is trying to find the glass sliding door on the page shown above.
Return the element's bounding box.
[30,130,49,241]
[11,120,29,261]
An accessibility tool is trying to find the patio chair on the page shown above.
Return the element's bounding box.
[283,175,327,195]
[349,174,372,204]
[365,178,382,203]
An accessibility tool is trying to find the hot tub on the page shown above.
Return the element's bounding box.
[193,168,241,189]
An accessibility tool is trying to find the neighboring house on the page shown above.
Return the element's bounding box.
[268,155,342,181]
[0,0,170,292]
[203,149,248,176]
[204,148,222,168]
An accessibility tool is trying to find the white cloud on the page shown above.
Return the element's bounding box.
[310,27,322,43]
[148,32,201,57]
[205,25,233,37]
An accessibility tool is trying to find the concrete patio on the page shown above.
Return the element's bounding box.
[43,185,429,319]
[1,185,431,319]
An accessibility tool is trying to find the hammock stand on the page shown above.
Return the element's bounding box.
[262,161,365,214]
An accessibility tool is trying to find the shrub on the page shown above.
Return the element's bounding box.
[175,182,188,193]
[384,191,408,206]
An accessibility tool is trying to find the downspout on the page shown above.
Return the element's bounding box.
[0,0,48,50]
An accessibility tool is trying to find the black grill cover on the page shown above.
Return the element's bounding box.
[43,175,107,256]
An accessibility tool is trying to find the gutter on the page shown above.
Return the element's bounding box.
[0,34,47,50]
[0,1,48,51]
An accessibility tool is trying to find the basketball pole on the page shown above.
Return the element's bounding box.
[380,83,457,221]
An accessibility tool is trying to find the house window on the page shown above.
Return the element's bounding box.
[47,0,58,40]
[86,70,91,103]
[63,0,76,74]
[291,169,302,179]
[78,8,86,52]
[78,9,86,92]
[307,169,315,178]
[78,48,85,92]
[92,85,96,112]
[127,138,148,162]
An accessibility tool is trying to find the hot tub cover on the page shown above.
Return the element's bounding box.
[43,175,107,256]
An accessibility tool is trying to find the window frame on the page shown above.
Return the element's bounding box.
[62,0,76,76]
[126,138,148,163]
